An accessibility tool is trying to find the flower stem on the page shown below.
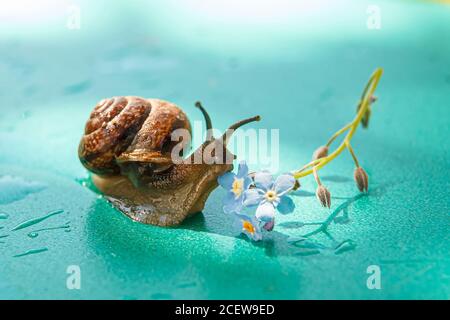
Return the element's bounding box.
[292,68,383,179]
[345,141,360,168]
[313,167,322,186]
[326,122,352,147]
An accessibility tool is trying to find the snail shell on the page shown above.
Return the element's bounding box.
[78,96,191,185]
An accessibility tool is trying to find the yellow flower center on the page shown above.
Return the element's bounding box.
[231,178,244,198]
[242,220,255,234]
[265,190,277,202]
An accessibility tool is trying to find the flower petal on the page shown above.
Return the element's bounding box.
[274,174,296,195]
[277,195,295,214]
[232,213,248,233]
[248,216,263,241]
[243,189,264,207]
[236,161,249,178]
[253,171,273,191]
[218,172,235,190]
[250,230,263,241]
[243,176,253,190]
[255,201,276,222]
[234,214,262,241]
[223,192,243,214]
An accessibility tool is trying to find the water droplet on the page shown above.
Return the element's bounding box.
[12,209,64,231]
[0,212,9,219]
[22,110,31,119]
[26,222,71,238]
[334,239,356,255]
[0,176,46,205]
[13,247,48,258]
[63,80,92,95]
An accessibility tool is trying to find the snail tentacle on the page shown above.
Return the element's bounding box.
[222,115,261,146]
[195,101,214,141]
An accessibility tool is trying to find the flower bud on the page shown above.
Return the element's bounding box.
[312,146,329,160]
[293,179,301,191]
[361,107,371,128]
[316,185,331,208]
[354,167,369,192]
[263,219,275,231]
[357,95,376,128]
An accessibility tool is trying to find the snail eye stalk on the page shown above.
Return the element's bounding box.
[195,101,214,141]
[221,115,261,146]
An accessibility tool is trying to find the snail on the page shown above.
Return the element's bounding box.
[78,96,260,226]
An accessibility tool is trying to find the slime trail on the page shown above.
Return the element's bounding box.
[12,209,64,231]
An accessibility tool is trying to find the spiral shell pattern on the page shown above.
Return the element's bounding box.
[78,96,191,175]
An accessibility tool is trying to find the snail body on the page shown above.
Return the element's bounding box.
[79,96,259,226]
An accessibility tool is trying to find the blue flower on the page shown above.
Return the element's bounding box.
[233,213,263,241]
[243,171,296,222]
[218,161,252,214]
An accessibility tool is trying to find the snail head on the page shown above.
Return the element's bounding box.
[187,101,260,169]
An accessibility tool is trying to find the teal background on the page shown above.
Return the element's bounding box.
[0,0,449,299]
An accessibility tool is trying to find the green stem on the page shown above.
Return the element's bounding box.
[292,68,383,179]
[345,141,360,167]
[326,122,352,147]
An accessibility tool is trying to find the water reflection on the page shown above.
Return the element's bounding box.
[85,197,304,298]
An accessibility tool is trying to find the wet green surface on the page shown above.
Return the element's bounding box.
[0,0,449,299]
